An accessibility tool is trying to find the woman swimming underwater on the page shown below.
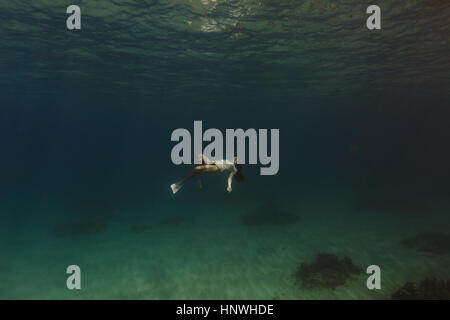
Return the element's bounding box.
[170,154,245,194]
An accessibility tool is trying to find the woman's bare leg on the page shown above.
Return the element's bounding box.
[171,165,218,194]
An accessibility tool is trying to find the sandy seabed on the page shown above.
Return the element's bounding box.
[1,192,450,300]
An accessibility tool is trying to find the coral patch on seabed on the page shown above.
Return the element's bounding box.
[296,253,363,289]
[392,278,450,300]
[401,232,450,255]
[240,203,299,227]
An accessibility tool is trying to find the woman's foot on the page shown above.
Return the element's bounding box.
[171,183,182,194]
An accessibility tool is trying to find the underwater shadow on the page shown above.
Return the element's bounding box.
[129,215,196,234]
[239,203,299,227]
[51,215,112,237]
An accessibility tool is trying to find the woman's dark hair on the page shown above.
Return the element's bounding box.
[234,163,245,182]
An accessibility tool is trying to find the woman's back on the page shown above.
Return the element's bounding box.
[214,159,237,173]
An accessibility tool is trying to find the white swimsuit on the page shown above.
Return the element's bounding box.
[213,159,237,173]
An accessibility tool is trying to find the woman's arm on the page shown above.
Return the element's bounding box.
[227,171,236,193]
[198,154,213,165]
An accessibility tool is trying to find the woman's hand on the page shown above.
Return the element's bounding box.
[227,186,232,193]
